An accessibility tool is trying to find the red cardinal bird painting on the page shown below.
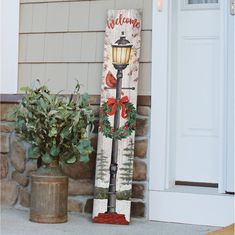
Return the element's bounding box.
[105,71,124,95]
[105,71,117,88]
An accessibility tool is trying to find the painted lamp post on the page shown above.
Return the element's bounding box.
[106,32,133,214]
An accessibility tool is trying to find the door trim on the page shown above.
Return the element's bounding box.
[225,1,235,193]
[0,0,20,93]
[149,0,234,225]
[149,0,172,192]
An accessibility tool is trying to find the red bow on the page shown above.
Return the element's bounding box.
[107,96,129,118]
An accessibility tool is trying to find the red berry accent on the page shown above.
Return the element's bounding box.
[131,124,136,129]
[124,125,128,130]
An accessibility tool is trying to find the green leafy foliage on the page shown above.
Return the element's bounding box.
[12,81,94,166]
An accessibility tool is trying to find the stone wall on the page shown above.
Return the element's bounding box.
[0,100,150,218]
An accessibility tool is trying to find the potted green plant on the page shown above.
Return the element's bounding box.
[12,81,94,223]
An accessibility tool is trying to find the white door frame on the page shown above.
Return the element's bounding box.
[0,0,19,93]
[226,1,235,193]
[149,0,234,226]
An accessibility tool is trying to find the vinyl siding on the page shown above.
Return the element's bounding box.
[18,0,152,95]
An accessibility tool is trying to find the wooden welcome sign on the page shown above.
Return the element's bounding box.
[92,9,141,225]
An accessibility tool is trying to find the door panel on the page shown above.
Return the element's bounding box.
[180,38,219,136]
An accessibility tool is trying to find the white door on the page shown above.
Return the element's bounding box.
[149,0,234,226]
[173,0,222,185]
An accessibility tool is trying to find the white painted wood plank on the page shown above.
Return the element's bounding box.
[18,35,28,62]
[87,63,102,95]
[63,33,82,62]
[21,0,46,2]
[89,0,115,31]
[68,1,90,31]
[67,63,89,93]
[44,64,68,93]
[115,0,143,10]
[18,0,152,96]
[19,4,33,33]
[31,3,47,32]
[18,64,32,92]
[142,0,152,30]
[140,31,152,62]
[31,64,46,83]
[80,33,97,62]
[21,0,73,2]
[46,2,69,32]
[44,34,64,62]
[26,34,45,62]
[138,63,151,95]
[95,32,105,62]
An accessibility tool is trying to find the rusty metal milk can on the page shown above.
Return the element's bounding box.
[30,158,68,223]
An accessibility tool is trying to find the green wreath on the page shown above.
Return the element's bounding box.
[99,100,136,140]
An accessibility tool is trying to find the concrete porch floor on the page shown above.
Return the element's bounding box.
[0,208,220,235]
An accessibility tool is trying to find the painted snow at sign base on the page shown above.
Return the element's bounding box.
[93,9,141,224]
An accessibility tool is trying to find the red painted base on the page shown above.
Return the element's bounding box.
[93,213,129,225]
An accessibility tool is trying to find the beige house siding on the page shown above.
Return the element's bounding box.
[18,0,152,95]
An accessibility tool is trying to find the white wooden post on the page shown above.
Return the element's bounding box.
[0,0,19,93]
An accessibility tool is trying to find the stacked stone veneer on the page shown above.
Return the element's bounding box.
[0,101,150,218]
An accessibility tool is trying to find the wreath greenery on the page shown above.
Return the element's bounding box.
[99,101,136,140]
